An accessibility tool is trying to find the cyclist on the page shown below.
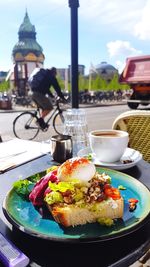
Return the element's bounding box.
[30,67,66,130]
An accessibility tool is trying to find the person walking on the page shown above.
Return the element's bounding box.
[30,67,65,130]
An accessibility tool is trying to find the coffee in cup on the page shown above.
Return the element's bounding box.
[89,129,129,163]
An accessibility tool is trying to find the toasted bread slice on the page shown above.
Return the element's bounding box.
[47,197,124,227]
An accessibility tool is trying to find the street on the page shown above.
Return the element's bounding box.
[0,104,130,142]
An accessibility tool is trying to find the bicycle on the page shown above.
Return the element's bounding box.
[13,97,68,140]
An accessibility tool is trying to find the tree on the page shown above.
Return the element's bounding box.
[106,74,130,91]
[91,74,108,91]
[78,74,88,91]
[0,80,10,92]
[92,75,101,90]
[107,74,120,90]
[57,75,65,90]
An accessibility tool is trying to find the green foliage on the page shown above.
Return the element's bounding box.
[88,73,130,91]
[107,74,119,90]
[0,80,10,92]
[56,72,130,93]
[13,179,33,197]
[89,75,107,91]
[120,83,130,90]
[94,75,102,90]
[67,82,71,92]
[107,74,130,91]
[78,74,89,91]
[57,75,65,90]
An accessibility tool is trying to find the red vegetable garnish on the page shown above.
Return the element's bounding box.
[128,198,139,203]
[29,171,59,206]
[43,187,51,197]
[104,184,121,200]
[103,184,111,190]
[49,169,57,176]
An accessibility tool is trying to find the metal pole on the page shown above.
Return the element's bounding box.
[68,0,79,108]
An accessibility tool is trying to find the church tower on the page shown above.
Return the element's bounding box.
[12,10,45,96]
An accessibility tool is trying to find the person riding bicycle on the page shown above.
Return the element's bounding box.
[30,67,66,130]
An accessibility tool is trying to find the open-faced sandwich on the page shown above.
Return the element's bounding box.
[29,157,124,227]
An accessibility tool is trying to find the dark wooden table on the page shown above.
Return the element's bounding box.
[0,154,149,267]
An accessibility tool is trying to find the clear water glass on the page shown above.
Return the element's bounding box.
[63,109,89,156]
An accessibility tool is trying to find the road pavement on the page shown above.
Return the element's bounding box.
[0,101,130,142]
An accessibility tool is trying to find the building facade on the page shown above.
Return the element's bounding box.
[95,61,118,82]
[57,65,85,91]
[9,11,45,96]
[89,61,118,82]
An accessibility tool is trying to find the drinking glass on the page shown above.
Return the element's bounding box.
[63,109,89,156]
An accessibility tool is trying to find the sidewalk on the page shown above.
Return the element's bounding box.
[0,100,127,113]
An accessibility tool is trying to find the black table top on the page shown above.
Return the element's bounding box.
[0,155,149,267]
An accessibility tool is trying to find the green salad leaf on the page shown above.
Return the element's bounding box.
[48,179,80,193]
[28,171,46,183]
[13,179,34,197]
[13,171,46,197]
[45,191,63,205]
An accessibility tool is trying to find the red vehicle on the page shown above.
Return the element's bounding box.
[119,55,150,109]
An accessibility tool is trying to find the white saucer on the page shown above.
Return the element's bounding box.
[77,147,142,170]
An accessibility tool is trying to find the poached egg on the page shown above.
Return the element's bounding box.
[57,157,96,182]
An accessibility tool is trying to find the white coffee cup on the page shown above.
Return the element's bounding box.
[89,129,129,163]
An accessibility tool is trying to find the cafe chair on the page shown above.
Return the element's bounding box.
[112,110,150,163]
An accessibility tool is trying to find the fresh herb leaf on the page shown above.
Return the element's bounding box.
[28,171,46,183]
[86,153,93,161]
[13,179,34,197]
[45,191,63,205]
[118,185,126,190]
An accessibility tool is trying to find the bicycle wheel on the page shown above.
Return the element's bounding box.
[53,111,65,135]
[13,111,40,140]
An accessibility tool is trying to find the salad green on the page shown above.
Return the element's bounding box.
[13,171,46,197]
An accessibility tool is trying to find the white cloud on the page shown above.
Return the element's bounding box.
[134,0,150,40]
[79,0,145,31]
[106,40,143,73]
[0,0,147,36]
[107,40,142,58]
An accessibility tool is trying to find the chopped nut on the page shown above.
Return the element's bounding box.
[63,194,73,204]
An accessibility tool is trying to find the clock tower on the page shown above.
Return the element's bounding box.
[12,11,45,96]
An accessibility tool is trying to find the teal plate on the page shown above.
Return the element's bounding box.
[3,167,150,243]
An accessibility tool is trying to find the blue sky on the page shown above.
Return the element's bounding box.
[0,0,150,74]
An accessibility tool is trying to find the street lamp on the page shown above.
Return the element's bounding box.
[68,0,79,108]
